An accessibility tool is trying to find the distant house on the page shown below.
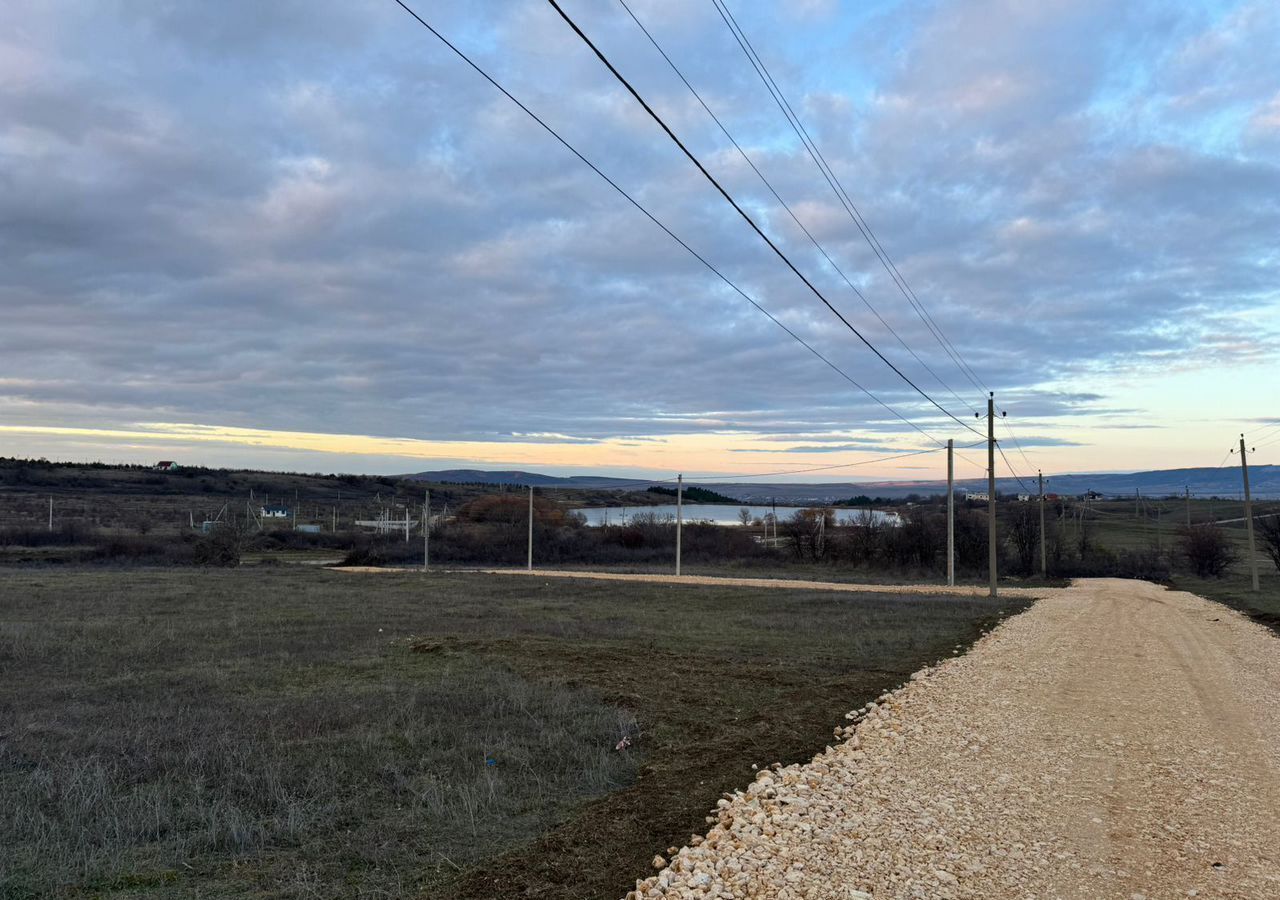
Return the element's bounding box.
[260,505,290,519]
[153,460,179,471]
[965,491,989,502]
[1017,493,1032,502]
[1081,490,1104,501]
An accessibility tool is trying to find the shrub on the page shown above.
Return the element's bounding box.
[1180,524,1236,578]
[1258,516,1280,572]
[193,520,249,567]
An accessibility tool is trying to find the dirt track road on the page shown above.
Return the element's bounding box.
[629,578,1280,899]
[469,567,1043,598]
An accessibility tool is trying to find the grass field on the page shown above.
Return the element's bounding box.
[0,567,1029,899]
[1075,500,1280,627]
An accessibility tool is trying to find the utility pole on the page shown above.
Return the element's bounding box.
[676,474,684,576]
[526,485,534,571]
[946,439,955,587]
[987,392,997,598]
[1038,470,1047,578]
[332,506,337,532]
[1239,435,1260,592]
[1185,485,1191,527]
[423,490,430,570]
[48,496,53,532]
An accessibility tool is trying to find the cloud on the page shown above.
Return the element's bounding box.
[0,0,1276,475]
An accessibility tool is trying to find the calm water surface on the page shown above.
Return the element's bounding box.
[570,503,900,527]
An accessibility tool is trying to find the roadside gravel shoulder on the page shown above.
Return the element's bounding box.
[626,578,1280,900]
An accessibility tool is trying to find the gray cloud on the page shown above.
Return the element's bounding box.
[1,0,1277,467]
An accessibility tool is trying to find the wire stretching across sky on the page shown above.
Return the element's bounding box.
[387,0,959,450]
[710,0,990,400]
[543,0,986,440]
[614,0,979,418]
[677,441,987,482]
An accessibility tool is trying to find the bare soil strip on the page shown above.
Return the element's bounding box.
[331,566,1043,598]
[628,578,1280,900]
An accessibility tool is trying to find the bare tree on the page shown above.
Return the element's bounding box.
[1180,523,1236,578]
[1257,515,1280,572]
[784,508,834,560]
[738,507,752,527]
[1007,504,1040,575]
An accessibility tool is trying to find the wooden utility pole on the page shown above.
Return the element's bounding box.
[1038,470,1047,578]
[987,393,997,598]
[526,485,534,571]
[676,474,684,576]
[946,439,955,587]
[1239,435,1260,592]
[423,489,430,570]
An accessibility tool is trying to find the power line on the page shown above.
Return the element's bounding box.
[681,444,959,481]
[1000,416,1039,473]
[996,443,1036,495]
[708,0,990,399]
[613,0,979,417]
[544,0,985,439]
[388,0,950,449]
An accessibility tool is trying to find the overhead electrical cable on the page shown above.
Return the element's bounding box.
[680,443,963,482]
[709,0,990,398]
[613,0,979,417]
[1000,416,1039,474]
[388,0,953,449]
[543,0,986,439]
[996,444,1036,494]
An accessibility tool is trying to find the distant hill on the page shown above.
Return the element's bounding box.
[401,465,1280,503]
[399,469,653,489]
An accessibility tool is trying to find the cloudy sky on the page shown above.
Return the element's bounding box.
[2,0,1278,482]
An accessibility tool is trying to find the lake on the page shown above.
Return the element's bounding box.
[570,504,901,527]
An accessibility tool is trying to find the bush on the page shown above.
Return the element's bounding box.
[1258,516,1280,572]
[1180,524,1236,578]
[193,520,249,567]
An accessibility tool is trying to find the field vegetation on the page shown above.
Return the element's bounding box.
[0,568,1027,898]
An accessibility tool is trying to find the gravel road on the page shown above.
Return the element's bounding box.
[469,568,1043,598]
[627,578,1280,900]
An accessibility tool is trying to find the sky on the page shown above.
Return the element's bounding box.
[2,0,1278,484]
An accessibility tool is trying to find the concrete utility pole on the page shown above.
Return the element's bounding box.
[423,489,430,570]
[527,485,534,571]
[946,439,955,587]
[676,474,684,576]
[987,392,998,598]
[1239,435,1260,592]
[1038,470,1047,578]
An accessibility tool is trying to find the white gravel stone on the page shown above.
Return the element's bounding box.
[624,579,1280,900]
